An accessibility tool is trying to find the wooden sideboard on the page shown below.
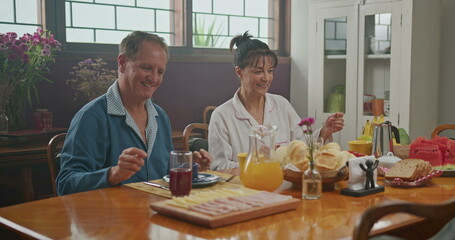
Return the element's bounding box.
[0,129,187,207]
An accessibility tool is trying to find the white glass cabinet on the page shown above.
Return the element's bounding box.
[308,0,441,149]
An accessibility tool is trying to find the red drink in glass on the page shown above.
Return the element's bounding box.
[169,168,192,197]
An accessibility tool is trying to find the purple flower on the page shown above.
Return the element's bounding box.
[41,48,51,56]
[7,32,17,38]
[298,117,315,126]
[21,53,30,63]
[7,53,18,61]
[83,58,93,64]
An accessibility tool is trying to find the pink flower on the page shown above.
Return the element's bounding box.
[298,117,315,126]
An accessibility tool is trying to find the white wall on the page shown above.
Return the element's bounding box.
[290,0,310,117]
[439,0,455,127]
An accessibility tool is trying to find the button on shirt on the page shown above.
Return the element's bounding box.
[56,81,173,195]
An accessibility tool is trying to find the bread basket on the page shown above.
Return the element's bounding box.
[283,165,349,191]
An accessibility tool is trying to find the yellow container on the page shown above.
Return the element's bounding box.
[237,152,248,170]
[348,140,373,155]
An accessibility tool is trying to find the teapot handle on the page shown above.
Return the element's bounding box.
[391,126,401,144]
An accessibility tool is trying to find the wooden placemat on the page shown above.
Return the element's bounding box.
[125,171,240,199]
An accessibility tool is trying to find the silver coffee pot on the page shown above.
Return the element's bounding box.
[372,121,400,158]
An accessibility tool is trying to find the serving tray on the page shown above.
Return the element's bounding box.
[150,196,300,228]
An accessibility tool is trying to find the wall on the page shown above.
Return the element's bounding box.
[439,0,455,128]
[30,59,291,132]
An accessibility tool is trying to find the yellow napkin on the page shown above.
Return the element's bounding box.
[124,171,240,199]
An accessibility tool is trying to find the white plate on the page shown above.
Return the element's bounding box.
[163,173,220,188]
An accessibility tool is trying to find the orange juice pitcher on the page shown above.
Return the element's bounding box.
[240,125,283,191]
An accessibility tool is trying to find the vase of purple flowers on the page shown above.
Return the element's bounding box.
[299,117,322,199]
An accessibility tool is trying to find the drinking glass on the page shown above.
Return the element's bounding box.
[169,150,192,197]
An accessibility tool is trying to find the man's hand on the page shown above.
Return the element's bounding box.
[108,147,147,186]
[192,149,212,171]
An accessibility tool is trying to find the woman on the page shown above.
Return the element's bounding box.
[208,31,344,170]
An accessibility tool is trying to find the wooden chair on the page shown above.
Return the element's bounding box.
[352,197,455,240]
[431,124,455,138]
[47,133,67,196]
[182,123,208,152]
[202,106,216,139]
[202,105,216,125]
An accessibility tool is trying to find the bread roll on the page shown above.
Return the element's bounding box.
[285,140,309,171]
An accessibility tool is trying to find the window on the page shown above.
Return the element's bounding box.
[0,0,43,35]
[65,0,178,45]
[192,0,277,49]
[1,0,289,57]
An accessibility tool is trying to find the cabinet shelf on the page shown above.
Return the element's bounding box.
[366,54,391,59]
[325,55,347,59]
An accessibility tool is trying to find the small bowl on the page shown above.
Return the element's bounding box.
[348,140,372,156]
[283,166,349,191]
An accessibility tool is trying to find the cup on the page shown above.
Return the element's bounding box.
[348,140,373,155]
[372,99,384,116]
[169,150,192,197]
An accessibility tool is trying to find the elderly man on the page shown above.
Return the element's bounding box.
[57,31,211,195]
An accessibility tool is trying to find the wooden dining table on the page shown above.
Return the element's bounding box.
[0,168,454,240]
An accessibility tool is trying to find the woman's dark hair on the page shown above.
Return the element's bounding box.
[229,31,278,69]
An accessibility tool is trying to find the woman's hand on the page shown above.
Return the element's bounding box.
[192,149,212,171]
[108,147,147,186]
[320,112,345,140]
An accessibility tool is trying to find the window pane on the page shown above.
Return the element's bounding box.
[259,18,270,38]
[96,29,131,44]
[65,0,176,45]
[16,0,39,24]
[230,17,258,36]
[72,3,115,28]
[156,10,171,32]
[246,0,268,18]
[193,0,211,13]
[66,28,94,43]
[0,0,14,22]
[137,0,170,9]
[0,23,37,36]
[117,7,155,31]
[193,0,277,49]
[213,0,243,15]
[96,0,135,6]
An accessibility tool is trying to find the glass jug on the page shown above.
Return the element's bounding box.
[240,125,284,191]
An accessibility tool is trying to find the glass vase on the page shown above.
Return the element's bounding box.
[0,109,9,134]
[302,163,322,200]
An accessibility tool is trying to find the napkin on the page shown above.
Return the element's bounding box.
[347,156,379,191]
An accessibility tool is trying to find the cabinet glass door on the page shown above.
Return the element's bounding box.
[358,2,400,132]
[309,6,357,148]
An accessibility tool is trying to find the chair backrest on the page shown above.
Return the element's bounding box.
[431,124,455,138]
[182,123,208,152]
[47,133,67,196]
[202,106,216,139]
[202,106,217,125]
[352,197,455,240]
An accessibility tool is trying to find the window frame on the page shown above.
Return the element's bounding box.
[43,0,290,62]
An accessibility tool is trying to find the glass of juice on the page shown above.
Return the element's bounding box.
[169,151,192,197]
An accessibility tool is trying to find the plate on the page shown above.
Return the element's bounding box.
[384,169,443,188]
[163,173,220,188]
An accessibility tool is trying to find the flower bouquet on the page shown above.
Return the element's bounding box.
[66,58,116,101]
[0,28,61,130]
